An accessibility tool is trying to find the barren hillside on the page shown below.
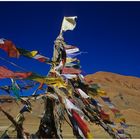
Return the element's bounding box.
[85,71,140,138]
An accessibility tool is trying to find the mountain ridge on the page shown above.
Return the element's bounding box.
[85,71,140,91]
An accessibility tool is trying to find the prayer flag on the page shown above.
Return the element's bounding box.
[62,67,81,74]
[61,16,77,32]
[0,39,20,58]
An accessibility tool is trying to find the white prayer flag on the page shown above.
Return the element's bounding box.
[66,48,79,54]
[61,16,77,32]
[64,98,83,114]
[0,38,4,44]
[61,74,77,79]
[77,88,89,99]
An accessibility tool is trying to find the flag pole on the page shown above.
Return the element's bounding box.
[59,17,65,38]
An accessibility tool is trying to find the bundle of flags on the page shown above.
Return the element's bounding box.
[0,16,131,139]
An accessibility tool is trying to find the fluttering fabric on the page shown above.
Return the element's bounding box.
[0,16,131,139]
[61,16,77,32]
[0,39,51,64]
[17,48,51,63]
[0,39,20,58]
[62,67,81,74]
[0,66,32,79]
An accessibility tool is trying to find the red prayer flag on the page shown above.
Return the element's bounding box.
[14,72,32,79]
[62,67,81,74]
[110,108,120,114]
[0,66,32,79]
[0,39,20,58]
[72,109,90,138]
[0,66,14,78]
[99,110,110,121]
[64,45,77,50]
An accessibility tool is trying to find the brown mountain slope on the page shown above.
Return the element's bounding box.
[85,71,140,111]
[0,71,140,138]
[85,71,140,138]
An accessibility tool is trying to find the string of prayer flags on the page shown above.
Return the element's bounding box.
[17,48,51,63]
[100,95,123,118]
[0,39,51,64]
[99,92,129,129]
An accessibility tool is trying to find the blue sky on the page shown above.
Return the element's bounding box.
[0,2,140,79]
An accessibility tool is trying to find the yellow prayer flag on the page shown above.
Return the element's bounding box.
[29,75,67,88]
[87,132,94,139]
[66,57,77,63]
[116,117,125,123]
[97,89,107,96]
[26,51,38,57]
